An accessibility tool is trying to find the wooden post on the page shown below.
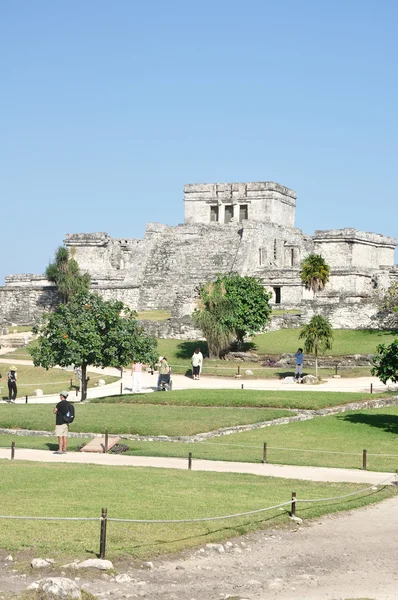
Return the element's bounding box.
[25,395,28,404]
[99,508,108,559]
[11,442,15,460]
[120,382,123,395]
[188,452,192,470]
[335,364,338,376]
[104,429,109,453]
[237,366,240,376]
[363,449,367,470]
[70,378,73,389]
[370,383,373,394]
[262,442,267,464]
[291,492,296,517]
[241,383,244,390]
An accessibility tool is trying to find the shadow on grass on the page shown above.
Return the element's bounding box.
[338,413,398,435]
[45,442,61,451]
[126,488,388,553]
[175,341,208,359]
[175,340,257,360]
[128,511,284,551]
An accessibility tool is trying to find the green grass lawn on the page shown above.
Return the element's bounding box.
[0,365,118,399]
[2,397,398,471]
[91,389,393,410]
[0,461,394,560]
[69,405,398,473]
[158,329,398,360]
[0,403,291,436]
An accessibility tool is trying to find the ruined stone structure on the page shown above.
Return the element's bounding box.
[1,181,397,330]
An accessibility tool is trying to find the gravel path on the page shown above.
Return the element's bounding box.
[1,495,398,599]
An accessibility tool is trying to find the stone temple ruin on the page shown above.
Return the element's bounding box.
[1,181,397,332]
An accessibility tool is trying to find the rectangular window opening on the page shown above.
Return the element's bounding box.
[273,286,281,304]
[224,205,233,224]
[239,204,248,221]
[291,248,294,266]
[210,206,219,222]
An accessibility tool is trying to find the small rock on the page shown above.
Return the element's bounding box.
[98,379,106,387]
[245,370,254,376]
[205,543,225,553]
[141,561,153,569]
[5,555,13,562]
[115,574,133,583]
[76,558,113,570]
[34,389,44,397]
[225,541,233,548]
[283,376,296,384]
[31,558,53,569]
[27,577,82,598]
[290,515,303,524]
[247,579,261,586]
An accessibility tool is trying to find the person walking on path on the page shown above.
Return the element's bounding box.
[191,348,203,380]
[131,361,143,393]
[53,391,71,454]
[7,366,17,402]
[294,348,304,382]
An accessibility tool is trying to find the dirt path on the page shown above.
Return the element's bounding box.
[2,495,398,599]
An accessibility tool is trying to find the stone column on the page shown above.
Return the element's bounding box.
[232,202,239,221]
[218,202,225,223]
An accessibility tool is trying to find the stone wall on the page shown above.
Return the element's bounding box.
[0,278,58,325]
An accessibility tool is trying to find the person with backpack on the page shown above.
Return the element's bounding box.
[7,366,18,402]
[53,391,75,454]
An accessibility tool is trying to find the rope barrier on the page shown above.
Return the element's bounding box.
[0,475,393,525]
[107,500,293,523]
[0,515,99,522]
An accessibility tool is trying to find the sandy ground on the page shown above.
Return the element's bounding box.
[1,495,398,599]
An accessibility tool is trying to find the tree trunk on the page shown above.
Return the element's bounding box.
[315,339,318,379]
[81,363,88,401]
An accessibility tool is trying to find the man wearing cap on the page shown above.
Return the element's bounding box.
[7,366,18,402]
[53,391,70,454]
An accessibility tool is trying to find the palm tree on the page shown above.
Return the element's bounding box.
[192,281,235,358]
[299,315,333,378]
[46,246,91,303]
[300,254,330,294]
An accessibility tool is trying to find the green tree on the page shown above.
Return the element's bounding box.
[300,254,330,294]
[299,315,333,378]
[46,246,91,303]
[192,274,272,357]
[217,273,272,345]
[371,340,398,383]
[192,281,235,359]
[31,292,158,400]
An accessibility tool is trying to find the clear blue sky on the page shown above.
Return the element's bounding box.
[1,0,397,283]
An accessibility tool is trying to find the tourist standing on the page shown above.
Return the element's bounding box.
[7,366,17,402]
[191,348,203,380]
[132,361,143,393]
[53,391,72,454]
[294,348,304,382]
